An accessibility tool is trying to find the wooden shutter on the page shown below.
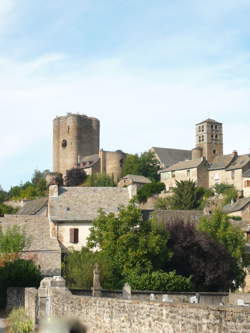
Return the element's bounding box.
[70,228,79,243]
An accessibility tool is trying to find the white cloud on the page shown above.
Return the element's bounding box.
[0,0,15,33]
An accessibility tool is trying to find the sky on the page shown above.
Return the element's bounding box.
[0,0,250,190]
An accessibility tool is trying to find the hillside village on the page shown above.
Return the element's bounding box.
[1,113,250,331]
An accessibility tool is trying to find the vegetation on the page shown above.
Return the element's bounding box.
[154,197,173,210]
[7,307,34,333]
[123,151,160,182]
[82,173,115,187]
[214,183,238,205]
[164,220,242,291]
[0,225,29,256]
[136,182,165,203]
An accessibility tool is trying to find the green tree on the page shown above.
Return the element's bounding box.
[154,197,172,210]
[83,173,115,187]
[0,186,8,204]
[136,182,165,203]
[87,204,171,288]
[170,180,205,210]
[123,151,160,182]
[0,225,29,254]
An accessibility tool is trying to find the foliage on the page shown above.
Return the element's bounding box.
[83,173,115,187]
[0,259,42,307]
[164,220,242,291]
[169,180,205,210]
[7,307,33,333]
[154,197,173,210]
[62,248,116,289]
[214,183,238,205]
[136,182,165,203]
[0,225,29,255]
[127,270,192,291]
[198,210,246,263]
[123,151,160,182]
[0,203,17,216]
[8,169,48,200]
[87,204,171,289]
[0,186,8,204]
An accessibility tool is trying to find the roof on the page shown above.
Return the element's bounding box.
[243,169,250,178]
[121,174,151,184]
[151,147,192,168]
[196,118,222,125]
[209,154,235,171]
[0,215,60,252]
[223,197,250,214]
[17,198,48,215]
[49,186,131,221]
[226,155,250,171]
[80,154,100,168]
[162,158,205,172]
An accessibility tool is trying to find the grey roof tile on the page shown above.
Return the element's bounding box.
[152,147,192,168]
[18,198,48,215]
[226,155,250,171]
[161,158,205,172]
[223,197,250,213]
[209,154,235,170]
[122,175,151,184]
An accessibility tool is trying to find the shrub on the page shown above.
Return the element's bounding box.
[137,182,165,203]
[7,307,33,333]
[0,259,42,307]
[127,270,192,291]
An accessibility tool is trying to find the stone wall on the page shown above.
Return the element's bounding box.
[49,293,250,333]
[6,288,25,311]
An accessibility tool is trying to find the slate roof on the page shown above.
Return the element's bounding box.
[17,198,48,215]
[152,147,192,168]
[49,187,131,222]
[196,118,222,125]
[161,158,205,172]
[0,215,60,252]
[121,174,151,184]
[209,154,235,171]
[80,154,100,168]
[223,197,250,214]
[243,169,250,178]
[226,155,250,171]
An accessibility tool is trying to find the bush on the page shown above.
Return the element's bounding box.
[127,270,192,291]
[7,307,33,333]
[137,182,165,203]
[154,197,172,210]
[0,259,42,307]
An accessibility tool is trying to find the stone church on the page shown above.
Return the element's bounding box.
[160,118,250,197]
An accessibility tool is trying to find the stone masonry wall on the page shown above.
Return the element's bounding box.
[49,293,250,333]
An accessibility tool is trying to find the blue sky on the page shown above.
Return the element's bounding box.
[1,0,250,190]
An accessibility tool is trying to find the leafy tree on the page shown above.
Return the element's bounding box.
[198,210,246,263]
[123,151,160,182]
[136,182,165,203]
[0,186,8,204]
[0,203,17,216]
[0,225,29,254]
[31,169,49,185]
[83,173,115,187]
[127,270,192,291]
[154,197,173,210]
[170,180,205,210]
[0,259,42,307]
[88,204,171,288]
[214,183,238,205]
[164,220,243,291]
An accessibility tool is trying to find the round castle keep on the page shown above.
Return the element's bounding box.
[53,113,100,175]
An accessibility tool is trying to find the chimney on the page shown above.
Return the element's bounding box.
[233,150,238,157]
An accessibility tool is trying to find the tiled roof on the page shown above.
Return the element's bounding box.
[122,174,151,184]
[243,169,250,178]
[151,147,192,168]
[196,118,222,125]
[209,154,235,171]
[161,158,205,172]
[223,197,250,214]
[0,215,60,251]
[226,155,250,171]
[17,198,48,215]
[49,187,131,221]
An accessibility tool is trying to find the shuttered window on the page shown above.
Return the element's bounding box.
[69,228,79,243]
[245,180,250,188]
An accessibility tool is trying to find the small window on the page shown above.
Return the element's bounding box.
[213,149,216,154]
[61,139,67,148]
[202,135,204,141]
[211,135,214,139]
[247,232,250,242]
[215,125,218,129]
[70,228,79,244]
[187,169,190,177]
[67,126,70,134]
[202,125,204,132]
[231,170,235,180]
[211,125,214,129]
[171,171,175,178]
[245,180,250,188]
[215,134,218,139]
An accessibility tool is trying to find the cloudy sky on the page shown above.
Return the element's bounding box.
[1,0,250,190]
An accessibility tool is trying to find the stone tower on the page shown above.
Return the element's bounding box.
[195,119,223,163]
[53,113,100,175]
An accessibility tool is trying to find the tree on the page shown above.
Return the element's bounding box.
[198,210,247,264]
[164,220,243,291]
[170,180,205,210]
[123,151,160,182]
[87,204,171,288]
[136,182,165,203]
[83,173,115,187]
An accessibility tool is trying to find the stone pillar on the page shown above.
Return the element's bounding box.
[92,264,102,297]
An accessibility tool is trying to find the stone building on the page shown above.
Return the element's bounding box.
[160,118,250,194]
[53,113,125,183]
[0,215,61,276]
[150,147,192,169]
[118,174,151,188]
[48,185,133,251]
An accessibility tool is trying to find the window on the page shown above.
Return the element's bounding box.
[61,139,67,148]
[211,125,214,129]
[215,125,218,129]
[213,149,216,154]
[247,232,250,242]
[171,171,175,178]
[67,126,70,134]
[187,169,190,177]
[245,180,250,188]
[70,228,79,243]
[231,170,235,180]
[202,125,204,132]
